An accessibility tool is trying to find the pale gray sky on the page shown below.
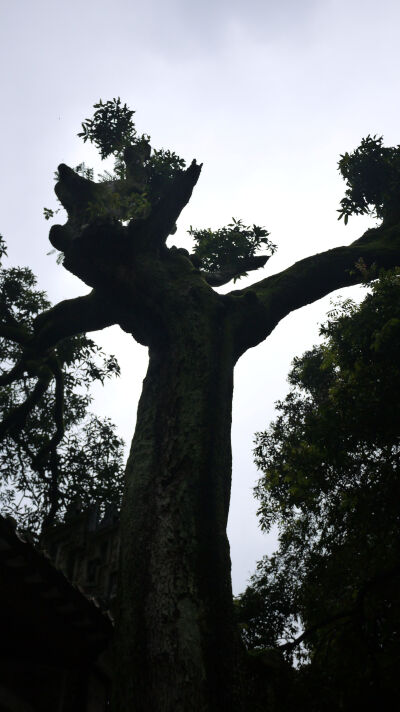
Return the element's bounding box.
[1,0,399,592]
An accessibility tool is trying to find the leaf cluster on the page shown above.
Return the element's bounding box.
[78,97,137,159]
[67,99,187,229]
[189,219,276,277]
[338,134,400,224]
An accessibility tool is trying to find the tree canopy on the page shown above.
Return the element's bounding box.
[46,97,276,286]
[236,270,400,709]
[338,134,400,225]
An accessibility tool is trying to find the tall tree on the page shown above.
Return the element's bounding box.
[0,234,124,534]
[237,270,400,709]
[2,104,400,710]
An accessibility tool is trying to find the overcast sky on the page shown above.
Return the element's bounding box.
[1,0,399,592]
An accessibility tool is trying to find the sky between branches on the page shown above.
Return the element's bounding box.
[1,0,399,592]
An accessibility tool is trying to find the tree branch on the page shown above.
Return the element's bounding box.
[202,255,270,287]
[0,290,119,445]
[229,224,400,356]
[278,609,354,653]
[32,289,118,351]
[32,359,64,469]
[0,322,30,345]
[0,361,26,387]
[135,160,202,250]
[278,564,400,653]
[41,450,62,531]
[0,373,52,441]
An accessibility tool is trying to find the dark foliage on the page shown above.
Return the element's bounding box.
[189,219,276,278]
[0,234,124,535]
[237,271,400,708]
[74,99,274,278]
[78,97,137,159]
[338,134,400,224]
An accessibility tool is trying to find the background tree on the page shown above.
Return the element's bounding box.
[2,99,400,711]
[0,234,124,534]
[237,271,400,709]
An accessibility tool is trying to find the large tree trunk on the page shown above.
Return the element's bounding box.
[113,305,243,711]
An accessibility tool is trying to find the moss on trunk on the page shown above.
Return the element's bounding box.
[113,297,243,711]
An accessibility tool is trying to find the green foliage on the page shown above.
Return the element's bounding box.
[74,162,95,181]
[77,100,274,279]
[77,98,186,197]
[86,190,151,223]
[46,99,274,282]
[238,272,400,705]
[43,207,60,221]
[337,134,400,224]
[70,99,187,228]
[235,553,300,653]
[0,238,124,534]
[189,219,276,278]
[146,148,186,204]
[78,97,137,159]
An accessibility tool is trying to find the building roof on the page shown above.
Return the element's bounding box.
[0,514,113,666]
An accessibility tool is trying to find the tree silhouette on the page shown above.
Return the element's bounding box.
[2,100,400,711]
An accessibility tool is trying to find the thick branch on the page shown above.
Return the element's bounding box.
[32,289,118,351]
[0,322,29,345]
[0,361,26,387]
[202,255,270,287]
[0,291,118,442]
[0,292,117,428]
[229,224,400,355]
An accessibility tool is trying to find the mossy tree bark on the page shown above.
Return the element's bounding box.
[9,159,400,711]
[115,313,240,711]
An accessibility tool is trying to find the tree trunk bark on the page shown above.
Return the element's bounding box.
[113,309,242,711]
